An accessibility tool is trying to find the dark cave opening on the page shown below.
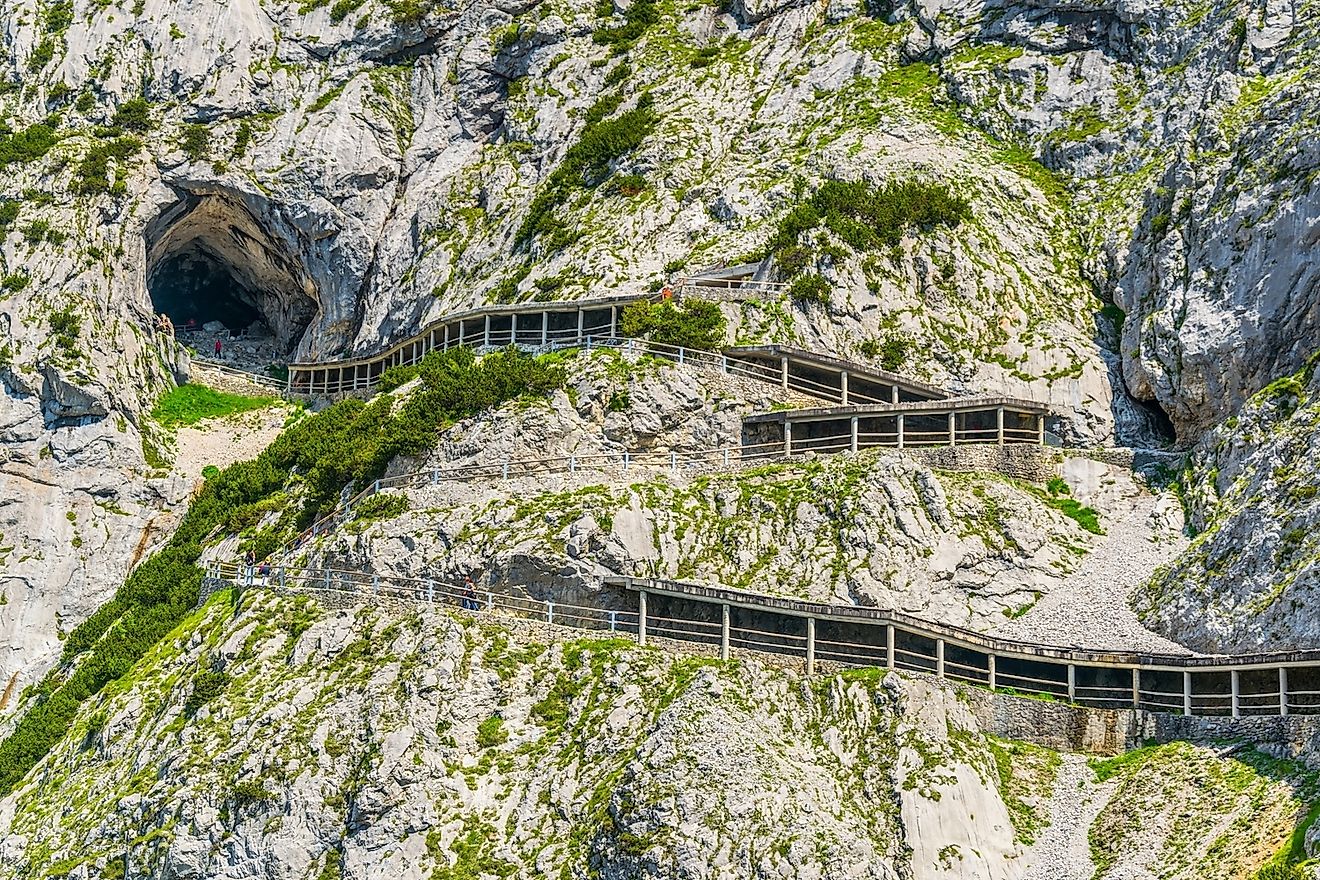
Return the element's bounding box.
[148,249,267,335]
[145,190,319,357]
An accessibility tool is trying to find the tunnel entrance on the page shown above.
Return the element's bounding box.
[149,251,266,334]
[145,190,318,359]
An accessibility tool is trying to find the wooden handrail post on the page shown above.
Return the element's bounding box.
[987,654,996,691]
[1132,668,1140,708]
[721,603,730,661]
[638,590,648,646]
[840,370,849,405]
[1183,671,1192,716]
[850,415,858,453]
[784,421,792,457]
[996,406,1005,445]
[780,355,789,393]
[1067,664,1076,702]
[1280,667,1289,716]
[1231,669,1241,718]
[806,616,815,675]
[935,639,945,679]
[886,624,895,669]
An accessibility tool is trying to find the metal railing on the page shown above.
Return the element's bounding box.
[190,357,287,391]
[207,562,640,637]
[203,563,1320,718]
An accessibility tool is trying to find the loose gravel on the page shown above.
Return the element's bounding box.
[1021,755,1116,880]
[990,472,1192,655]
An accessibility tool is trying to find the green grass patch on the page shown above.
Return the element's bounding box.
[151,384,275,428]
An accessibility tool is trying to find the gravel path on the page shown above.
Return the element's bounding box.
[990,478,1191,655]
[1021,755,1116,880]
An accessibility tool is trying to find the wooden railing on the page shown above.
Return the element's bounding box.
[202,564,1320,718]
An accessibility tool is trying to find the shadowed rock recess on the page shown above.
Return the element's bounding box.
[1,0,1320,874]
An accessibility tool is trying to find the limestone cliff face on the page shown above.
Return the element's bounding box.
[1138,355,1320,653]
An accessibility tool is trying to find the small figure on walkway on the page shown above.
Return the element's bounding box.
[243,549,255,586]
[258,561,271,586]
[214,337,223,357]
[461,575,479,611]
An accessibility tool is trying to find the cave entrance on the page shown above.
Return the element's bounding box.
[150,251,266,334]
[145,190,318,360]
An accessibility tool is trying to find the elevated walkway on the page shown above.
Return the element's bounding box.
[198,562,1320,720]
[610,577,1316,719]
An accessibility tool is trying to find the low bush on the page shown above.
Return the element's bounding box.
[111,97,154,132]
[592,0,658,51]
[517,100,656,249]
[183,670,231,716]
[766,178,970,266]
[475,715,507,748]
[788,274,830,305]
[0,122,59,168]
[619,298,725,350]
[179,123,210,161]
[71,137,141,195]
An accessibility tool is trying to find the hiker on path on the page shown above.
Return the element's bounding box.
[243,549,255,586]
[214,337,223,357]
[462,575,479,611]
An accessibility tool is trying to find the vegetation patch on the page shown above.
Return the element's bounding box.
[1041,478,1103,535]
[619,298,725,350]
[761,178,970,272]
[151,384,275,428]
[516,97,656,250]
[0,345,565,797]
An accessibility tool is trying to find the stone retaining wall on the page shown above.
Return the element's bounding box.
[905,443,1060,483]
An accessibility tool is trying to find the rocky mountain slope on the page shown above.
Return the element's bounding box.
[1,587,1313,880]
[3,0,1320,870]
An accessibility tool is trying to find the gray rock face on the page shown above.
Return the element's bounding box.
[1137,357,1320,652]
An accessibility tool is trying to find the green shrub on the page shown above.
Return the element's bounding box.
[45,0,74,31]
[0,200,20,232]
[183,670,230,716]
[49,306,80,357]
[352,492,408,522]
[766,178,970,263]
[47,81,73,106]
[152,384,275,427]
[231,778,275,808]
[1,272,29,292]
[608,172,646,197]
[27,38,56,72]
[330,0,363,22]
[475,715,507,748]
[789,273,830,305]
[71,136,141,195]
[603,60,632,86]
[690,44,721,68]
[583,93,622,125]
[592,0,659,51]
[74,90,94,113]
[877,335,910,371]
[179,123,210,161]
[619,298,726,350]
[517,102,656,249]
[111,97,154,132]
[0,123,59,167]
